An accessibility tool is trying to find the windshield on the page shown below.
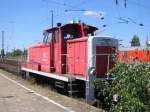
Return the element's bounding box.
[43,31,52,43]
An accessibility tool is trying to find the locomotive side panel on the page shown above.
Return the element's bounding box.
[27,46,41,70]
[78,41,87,76]
[40,45,50,72]
[23,44,51,72]
[67,38,88,77]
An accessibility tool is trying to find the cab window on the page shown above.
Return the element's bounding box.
[43,31,52,43]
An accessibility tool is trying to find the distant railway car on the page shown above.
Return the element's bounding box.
[118,47,150,62]
[21,22,118,101]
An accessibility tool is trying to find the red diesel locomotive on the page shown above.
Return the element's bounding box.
[21,22,118,101]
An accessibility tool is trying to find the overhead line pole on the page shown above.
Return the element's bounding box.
[1,30,4,59]
[51,10,54,28]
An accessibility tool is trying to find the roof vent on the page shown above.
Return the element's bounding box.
[57,23,61,27]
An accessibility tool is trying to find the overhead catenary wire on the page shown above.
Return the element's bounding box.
[42,0,87,26]
[115,0,149,9]
[128,0,150,11]
[73,0,88,8]
[64,9,87,12]
[127,18,136,24]
[114,0,145,27]
[115,0,127,8]
[42,0,147,29]
[44,0,77,9]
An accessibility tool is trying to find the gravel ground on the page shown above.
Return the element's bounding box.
[0,69,103,112]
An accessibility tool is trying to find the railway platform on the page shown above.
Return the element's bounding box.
[0,73,72,112]
[0,69,102,112]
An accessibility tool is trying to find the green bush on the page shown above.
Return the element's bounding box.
[94,79,112,109]
[94,62,150,111]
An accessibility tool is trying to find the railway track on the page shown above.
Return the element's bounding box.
[0,59,20,75]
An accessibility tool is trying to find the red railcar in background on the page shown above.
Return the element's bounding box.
[21,22,118,101]
[118,47,150,62]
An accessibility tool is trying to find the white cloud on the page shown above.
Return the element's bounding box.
[83,10,106,17]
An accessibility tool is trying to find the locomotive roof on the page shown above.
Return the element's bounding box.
[45,27,58,32]
[44,23,98,32]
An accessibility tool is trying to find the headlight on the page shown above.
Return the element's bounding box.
[88,67,96,76]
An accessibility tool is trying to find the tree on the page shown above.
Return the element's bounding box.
[131,35,141,47]
[94,62,150,111]
[1,49,4,58]
[12,49,23,57]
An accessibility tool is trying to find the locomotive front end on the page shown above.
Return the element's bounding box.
[88,36,118,77]
[87,36,118,101]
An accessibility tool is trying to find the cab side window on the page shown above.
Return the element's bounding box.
[43,32,47,43]
[46,33,51,43]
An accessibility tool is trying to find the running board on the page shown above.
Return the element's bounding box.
[21,67,87,82]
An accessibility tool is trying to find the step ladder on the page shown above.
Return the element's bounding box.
[55,81,65,89]
[68,80,79,97]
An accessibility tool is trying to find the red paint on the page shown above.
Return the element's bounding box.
[67,37,88,77]
[118,49,150,62]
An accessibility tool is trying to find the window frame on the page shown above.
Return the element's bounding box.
[54,30,59,43]
[43,31,52,43]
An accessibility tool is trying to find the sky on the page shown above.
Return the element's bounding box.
[0,0,149,52]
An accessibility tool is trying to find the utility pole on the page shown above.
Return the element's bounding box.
[1,30,4,59]
[51,10,53,28]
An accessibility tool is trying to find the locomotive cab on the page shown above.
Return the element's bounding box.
[39,23,98,74]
